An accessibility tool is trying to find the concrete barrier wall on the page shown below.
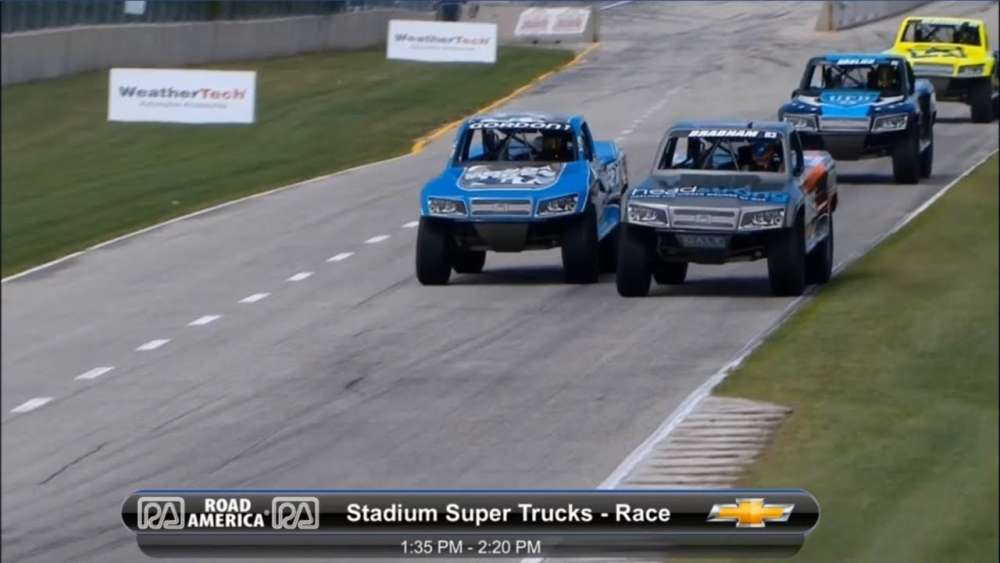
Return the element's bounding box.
[1,9,433,86]
[459,2,598,45]
[815,1,932,31]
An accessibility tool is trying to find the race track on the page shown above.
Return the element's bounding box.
[2,2,998,561]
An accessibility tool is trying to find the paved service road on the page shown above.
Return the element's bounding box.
[2,2,997,561]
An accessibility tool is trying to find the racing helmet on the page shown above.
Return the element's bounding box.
[874,64,899,90]
[752,140,781,171]
[539,131,569,160]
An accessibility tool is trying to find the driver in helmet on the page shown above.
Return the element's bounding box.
[538,131,569,161]
[871,64,900,91]
[744,140,783,172]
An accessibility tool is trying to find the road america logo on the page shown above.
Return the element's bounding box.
[271,497,320,530]
[137,497,185,530]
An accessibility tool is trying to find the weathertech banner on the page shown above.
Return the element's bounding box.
[387,20,497,63]
[108,69,256,124]
[514,7,591,36]
[123,489,820,557]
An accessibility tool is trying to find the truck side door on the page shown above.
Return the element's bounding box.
[579,121,604,210]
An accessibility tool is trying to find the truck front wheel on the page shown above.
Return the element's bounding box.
[616,224,653,297]
[891,124,920,184]
[805,215,834,285]
[562,204,600,284]
[416,217,452,285]
[969,78,995,123]
[653,262,688,285]
[767,215,806,296]
[452,250,486,274]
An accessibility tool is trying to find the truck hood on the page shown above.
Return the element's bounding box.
[892,43,989,64]
[630,173,792,207]
[458,162,567,189]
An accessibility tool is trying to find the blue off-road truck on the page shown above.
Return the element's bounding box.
[778,53,935,184]
[616,122,837,298]
[416,112,627,285]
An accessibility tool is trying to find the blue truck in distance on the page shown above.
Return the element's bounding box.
[778,53,935,184]
[416,113,627,285]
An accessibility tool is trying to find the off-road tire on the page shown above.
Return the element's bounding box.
[805,215,834,285]
[616,224,653,297]
[416,217,452,285]
[767,214,806,296]
[653,262,688,285]
[452,250,486,274]
[598,225,619,273]
[969,78,995,123]
[561,204,600,284]
[892,124,920,184]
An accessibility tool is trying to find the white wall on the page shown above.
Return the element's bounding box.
[1,9,434,86]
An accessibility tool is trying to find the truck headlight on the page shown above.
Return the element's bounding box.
[626,203,668,227]
[428,197,466,217]
[783,113,818,131]
[872,114,908,132]
[958,64,985,76]
[537,194,578,216]
[740,208,785,230]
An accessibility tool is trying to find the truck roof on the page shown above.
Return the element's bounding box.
[816,53,905,63]
[901,16,986,26]
[467,112,582,126]
[670,120,793,135]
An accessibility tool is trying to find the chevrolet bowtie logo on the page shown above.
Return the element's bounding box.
[707,498,794,528]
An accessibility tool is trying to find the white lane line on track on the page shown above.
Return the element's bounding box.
[136,339,170,352]
[402,221,419,229]
[75,366,114,381]
[2,154,415,285]
[596,148,1000,492]
[239,293,270,304]
[619,129,634,136]
[11,397,53,414]
[286,272,313,282]
[327,252,354,263]
[365,235,390,244]
[600,0,633,10]
[188,315,221,327]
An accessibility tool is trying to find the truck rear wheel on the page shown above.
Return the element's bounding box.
[767,215,806,296]
[616,224,652,297]
[653,262,688,285]
[969,78,995,123]
[416,217,452,285]
[561,204,600,284]
[452,250,486,274]
[598,225,619,273]
[891,125,920,184]
[805,215,834,285]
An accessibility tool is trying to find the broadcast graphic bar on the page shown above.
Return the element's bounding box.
[122,490,820,558]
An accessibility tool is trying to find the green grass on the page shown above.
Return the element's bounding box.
[0,47,573,276]
[713,154,999,562]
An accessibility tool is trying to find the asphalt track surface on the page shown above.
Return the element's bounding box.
[2,2,999,561]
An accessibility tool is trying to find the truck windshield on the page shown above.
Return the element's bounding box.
[799,60,906,97]
[457,126,577,164]
[901,20,981,46]
[658,132,785,174]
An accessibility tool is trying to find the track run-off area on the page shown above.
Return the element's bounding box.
[2,2,998,562]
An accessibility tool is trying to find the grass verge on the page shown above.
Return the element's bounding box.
[1,46,574,276]
[714,154,999,562]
